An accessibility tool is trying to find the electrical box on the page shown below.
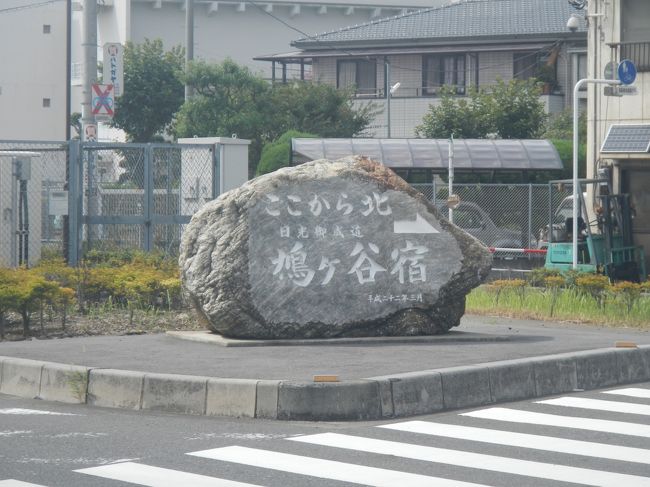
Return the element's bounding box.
[177,137,250,216]
[0,152,42,267]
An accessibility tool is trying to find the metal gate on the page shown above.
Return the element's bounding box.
[69,141,216,264]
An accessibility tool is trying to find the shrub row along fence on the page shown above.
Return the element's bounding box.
[0,252,182,340]
[468,268,650,325]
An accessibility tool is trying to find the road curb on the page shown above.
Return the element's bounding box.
[0,345,648,421]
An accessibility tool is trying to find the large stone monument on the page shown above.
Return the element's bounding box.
[179,156,492,339]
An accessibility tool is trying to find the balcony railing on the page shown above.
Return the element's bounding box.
[609,41,650,72]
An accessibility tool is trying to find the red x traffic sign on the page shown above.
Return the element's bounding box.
[91,83,114,117]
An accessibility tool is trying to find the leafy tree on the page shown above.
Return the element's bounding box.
[111,39,185,142]
[174,59,271,175]
[174,61,374,175]
[484,79,547,139]
[70,112,81,139]
[267,82,375,140]
[416,79,546,139]
[549,139,587,178]
[415,86,488,139]
[544,107,587,141]
[256,130,317,176]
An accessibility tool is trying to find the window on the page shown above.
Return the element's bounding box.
[422,54,466,95]
[622,0,649,43]
[337,59,377,96]
[513,52,541,80]
[620,0,650,71]
[43,24,51,34]
[576,53,587,90]
[42,98,51,108]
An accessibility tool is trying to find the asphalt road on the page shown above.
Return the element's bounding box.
[1,382,649,487]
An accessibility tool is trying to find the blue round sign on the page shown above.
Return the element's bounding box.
[618,59,637,85]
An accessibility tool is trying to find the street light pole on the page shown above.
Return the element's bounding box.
[571,78,620,269]
[385,61,400,138]
[448,134,454,224]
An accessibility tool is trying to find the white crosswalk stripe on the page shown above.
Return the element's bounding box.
[377,420,650,464]
[537,397,650,415]
[288,432,650,487]
[71,387,650,487]
[603,387,650,399]
[461,407,650,437]
[188,445,490,487]
[75,462,263,487]
[0,481,50,487]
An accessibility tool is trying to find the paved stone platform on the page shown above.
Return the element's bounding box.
[0,315,648,421]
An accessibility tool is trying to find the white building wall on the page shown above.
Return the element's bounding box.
[587,0,650,264]
[589,0,650,175]
[0,0,67,141]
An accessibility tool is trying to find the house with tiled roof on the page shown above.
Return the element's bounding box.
[256,0,588,137]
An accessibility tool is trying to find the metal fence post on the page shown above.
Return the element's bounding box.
[67,140,81,266]
[143,144,154,252]
[528,184,533,249]
[212,143,221,199]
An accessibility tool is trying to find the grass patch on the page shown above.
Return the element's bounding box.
[467,284,650,328]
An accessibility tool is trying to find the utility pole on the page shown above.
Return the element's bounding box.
[81,0,97,142]
[63,0,72,262]
[185,0,194,100]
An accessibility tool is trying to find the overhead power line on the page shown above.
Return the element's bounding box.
[0,0,65,14]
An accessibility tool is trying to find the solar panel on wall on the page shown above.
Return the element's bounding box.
[601,124,650,153]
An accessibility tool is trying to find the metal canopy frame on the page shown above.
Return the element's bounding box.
[291,138,564,171]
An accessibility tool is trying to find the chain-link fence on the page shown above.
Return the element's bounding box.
[0,141,68,267]
[80,143,215,259]
[1,139,572,268]
[412,182,572,261]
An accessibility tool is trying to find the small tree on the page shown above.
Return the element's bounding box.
[544,108,587,141]
[175,62,374,175]
[415,86,488,139]
[111,39,185,142]
[416,79,546,140]
[256,130,317,175]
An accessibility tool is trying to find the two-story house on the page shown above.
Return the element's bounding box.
[587,0,650,265]
[256,0,588,138]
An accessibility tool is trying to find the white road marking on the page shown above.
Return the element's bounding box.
[378,421,650,464]
[289,432,650,487]
[189,446,489,487]
[0,481,49,487]
[0,430,32,437]
[537,397,650,416]
[603,388,650,399]
[462,407,650,437]
[75,462,262,487]
[0,408,77,416]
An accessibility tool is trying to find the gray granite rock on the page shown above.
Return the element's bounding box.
[179,157,492,339]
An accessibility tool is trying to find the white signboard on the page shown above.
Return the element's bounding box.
[49,191,68,216]
[103,43,124,96]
